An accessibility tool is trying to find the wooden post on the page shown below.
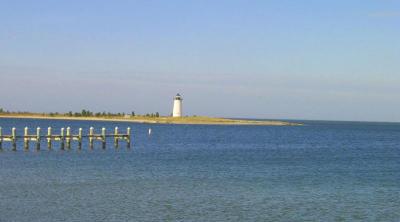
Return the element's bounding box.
[0,127,2,150]
[78,128,82,149]
[66,127,71,149]
[114,127,119,148]
[12,127,17,151]
[126,127,131,148]
[24,127,29,150]
[101,127,106,149]
[47,127,52,149]
[0,126,132,151]
[60,128,65,150]
[89,127,94,149]
[36,127,41,150]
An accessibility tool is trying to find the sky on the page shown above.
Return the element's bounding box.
[0,0,399,122]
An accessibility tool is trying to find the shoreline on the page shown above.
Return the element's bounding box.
[0,115,301,126]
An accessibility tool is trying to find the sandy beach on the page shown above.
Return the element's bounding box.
[0,114,300,126]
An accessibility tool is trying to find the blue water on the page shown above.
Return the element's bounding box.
[0,118,399,221]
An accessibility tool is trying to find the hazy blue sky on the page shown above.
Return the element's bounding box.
[0,0,399,121]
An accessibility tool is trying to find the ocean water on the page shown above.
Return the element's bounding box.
[0,118,399,222]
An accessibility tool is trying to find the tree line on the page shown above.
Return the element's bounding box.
[0,108,161,118]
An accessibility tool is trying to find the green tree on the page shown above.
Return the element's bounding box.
[81,109,93,116]
[131,111,135,117]
[155,112,159,117]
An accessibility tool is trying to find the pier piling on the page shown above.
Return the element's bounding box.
[78,128,82,149]
[36,127,41,150]
[102,127,106,149]
[12,127,17,151]
[0,127,2,150]
[24,127,29,150]
[114,127,119,148]
[47,127,52,149]
[127,127,131,148]
[66,127,71,149]
[0,126,132,151]
[89,127,94,149]
[60,128,65,150]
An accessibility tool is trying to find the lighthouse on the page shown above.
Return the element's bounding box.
[172,93,183,117]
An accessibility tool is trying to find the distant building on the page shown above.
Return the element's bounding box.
[172,93,183,117]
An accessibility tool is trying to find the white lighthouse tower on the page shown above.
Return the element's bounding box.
[172,93,183,117]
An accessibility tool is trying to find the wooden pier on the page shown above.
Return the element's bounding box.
[0,126,131,150]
